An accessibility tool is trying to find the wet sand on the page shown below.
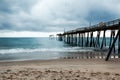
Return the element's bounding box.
[0,58,120,80]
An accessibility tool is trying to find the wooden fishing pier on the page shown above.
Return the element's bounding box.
[57,18,120,61]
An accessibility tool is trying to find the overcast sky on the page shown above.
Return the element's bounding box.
[0,0,120,37]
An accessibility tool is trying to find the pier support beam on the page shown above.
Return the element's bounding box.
[118,30,120,58]
[69,35,71,44]
[90,32,93,47]
[64,35,66,43]
[71,34,73,45]
[93,35,95,47]
[70,35,71,44]
[83,33,85,47]
[68,35,70,44]
[81,34,83,47]
[70,34,71,44]
[86,32,89,47]
[101,30,106,49]
[112,31,116,54]
[109,30,113,49]
[67,35,70,44]
[75,34,77,45]
[96,31,100,48]
[66,35,68,43]
[105,29,120,61]
[109,30,115,54]
[78,33,80,46]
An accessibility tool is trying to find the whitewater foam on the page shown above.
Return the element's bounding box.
[0,47,94,54]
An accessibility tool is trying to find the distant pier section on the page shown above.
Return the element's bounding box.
[57,18,120,61]
[49,35,54,39]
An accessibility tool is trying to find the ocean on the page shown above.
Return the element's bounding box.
[0,37,118,61]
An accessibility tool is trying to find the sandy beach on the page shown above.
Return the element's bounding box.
[0,58,120,80]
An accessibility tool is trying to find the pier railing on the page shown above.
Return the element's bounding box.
[63,18,120,35]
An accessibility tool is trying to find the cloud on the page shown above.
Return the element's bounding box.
[0,0,120,32]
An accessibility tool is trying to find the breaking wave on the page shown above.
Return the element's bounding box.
[0,47,94,54]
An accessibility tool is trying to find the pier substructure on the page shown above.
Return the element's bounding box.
[57,18,120,61]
